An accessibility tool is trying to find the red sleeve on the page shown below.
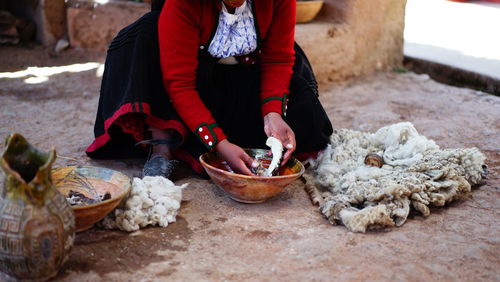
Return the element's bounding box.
[158,0,226,150]
[259,0,296,117]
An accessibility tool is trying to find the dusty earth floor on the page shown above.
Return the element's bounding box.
[0,45,499,281]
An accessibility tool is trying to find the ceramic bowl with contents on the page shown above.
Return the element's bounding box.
[52,166,131,232]
[200,149,305,203]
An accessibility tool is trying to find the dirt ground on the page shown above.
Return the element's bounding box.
[0,45,499,281]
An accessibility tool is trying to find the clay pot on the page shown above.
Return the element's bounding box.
[0,133,75,281]
[296,0,324,23]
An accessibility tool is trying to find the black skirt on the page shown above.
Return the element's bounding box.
[86,11,333,174]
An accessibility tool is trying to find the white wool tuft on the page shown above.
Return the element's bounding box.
[101,176,187,232]
[371,122,439,166]
[305,122,488,233]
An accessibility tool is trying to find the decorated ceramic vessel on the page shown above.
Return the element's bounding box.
[0,133,75,281]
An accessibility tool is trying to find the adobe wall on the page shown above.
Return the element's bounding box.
[66,0,149,51]
[295,0,408,83]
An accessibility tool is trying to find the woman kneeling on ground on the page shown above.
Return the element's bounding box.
[86,0,333,177]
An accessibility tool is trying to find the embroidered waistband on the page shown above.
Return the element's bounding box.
[216,52,259,65]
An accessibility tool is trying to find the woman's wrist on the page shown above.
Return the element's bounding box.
[263,112,284,133]
[264,112,281,118]
[264,112,282,123]
[215,139,229,151]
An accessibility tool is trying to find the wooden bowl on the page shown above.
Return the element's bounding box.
[296,0,324,23]
[200,149,305,203]
[52,166,131,232]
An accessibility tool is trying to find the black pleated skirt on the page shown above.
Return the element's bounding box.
[86,11,333,174]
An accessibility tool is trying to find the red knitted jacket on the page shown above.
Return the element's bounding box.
[158,0,296,149]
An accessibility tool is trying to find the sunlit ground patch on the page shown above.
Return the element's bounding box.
[0,62,103,84]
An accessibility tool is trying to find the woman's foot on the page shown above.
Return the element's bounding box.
[142,155,179,178]
[140,127,182,178]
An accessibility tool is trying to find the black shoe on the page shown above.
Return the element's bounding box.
[136,138,181,178]
[142,155,179,178]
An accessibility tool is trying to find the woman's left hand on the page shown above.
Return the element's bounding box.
[263,112,296,165]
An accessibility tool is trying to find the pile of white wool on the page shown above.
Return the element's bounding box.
[304,122,488,232]
[101,176,187,232]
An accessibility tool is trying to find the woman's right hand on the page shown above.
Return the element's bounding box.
[215,139,259,176]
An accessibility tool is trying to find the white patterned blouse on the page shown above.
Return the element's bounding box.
[208,0,258,58]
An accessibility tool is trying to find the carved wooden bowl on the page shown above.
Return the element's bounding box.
[200,149,305,203]
[52,166,131,232]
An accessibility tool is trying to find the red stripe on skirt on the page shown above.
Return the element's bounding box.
[86,102,188,153]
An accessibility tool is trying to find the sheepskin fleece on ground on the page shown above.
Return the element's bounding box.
[305,122,488,233]
[101,176,188,232]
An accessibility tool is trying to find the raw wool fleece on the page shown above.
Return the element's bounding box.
[304,122,488,233]
[101,176,188,232]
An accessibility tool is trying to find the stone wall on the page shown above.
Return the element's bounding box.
[4,0,66,46]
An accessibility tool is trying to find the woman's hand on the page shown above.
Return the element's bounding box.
[263,112,296,165]
[215,139,259,176]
